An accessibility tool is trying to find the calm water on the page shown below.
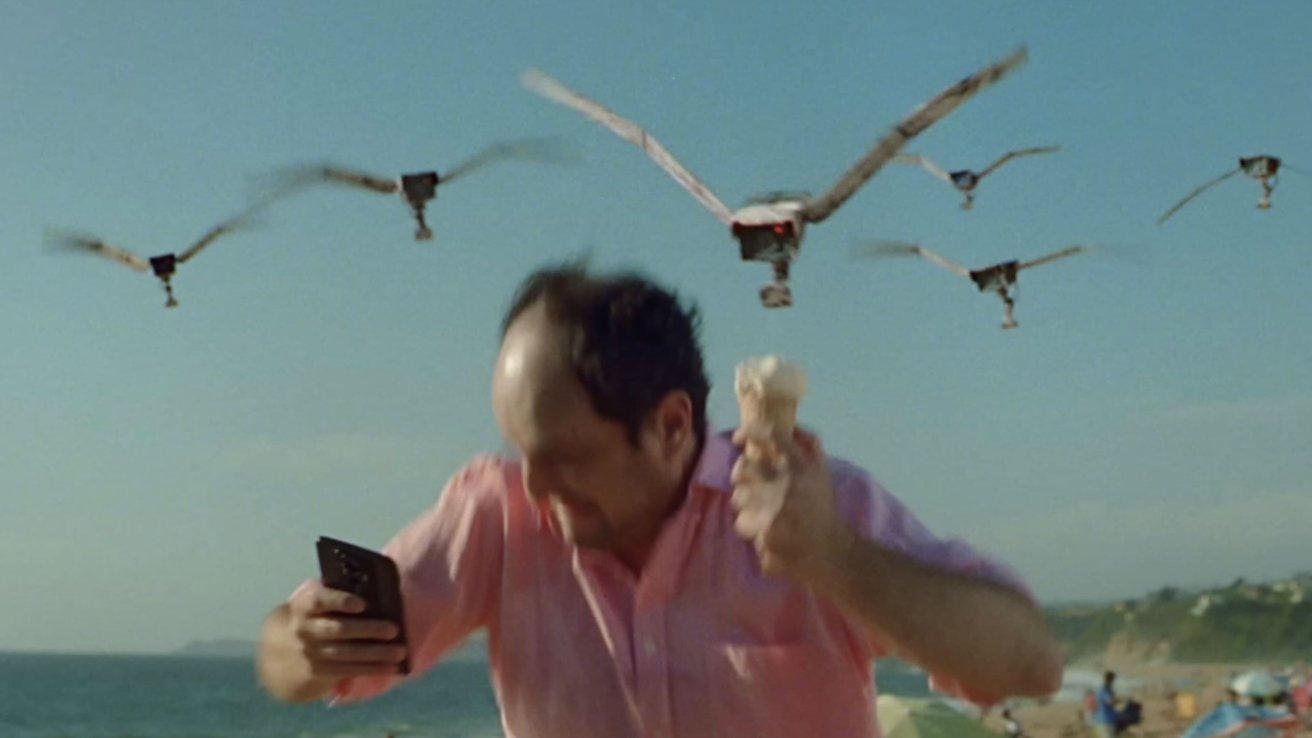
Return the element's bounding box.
[0,652,931,738]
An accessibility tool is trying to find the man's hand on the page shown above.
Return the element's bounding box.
[286,584,408,676]
[730,424,855,583]
[256,583,408,702]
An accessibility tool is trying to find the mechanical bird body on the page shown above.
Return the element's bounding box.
[893,145,1060,209]
[860,241,1088,329]
[523,47,1028,307]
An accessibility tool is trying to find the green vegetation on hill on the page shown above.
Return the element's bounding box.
[1045,575,1312,663]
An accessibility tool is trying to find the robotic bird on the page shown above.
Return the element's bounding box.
[45,198,274,309]
[1157,155,1286,225]
[892,145,1060,209]
[523,46,1027,308]
[857,241,1088,330]
[264,137,574,241]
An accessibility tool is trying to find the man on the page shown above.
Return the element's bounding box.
[1093,671,1119,738]
[256,263,1063,738]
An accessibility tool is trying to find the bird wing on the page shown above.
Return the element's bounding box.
[854,240,973,280]
[1156,168,1240,225]
[801,46,1027,223]
[1019,245,1087,271]
[320,165,400,194]
[906,244,974,279]
[893,154,954,184]
[441,136,578,184]
[176,197,273,264]
[246,162,397,213]
[522,68,733,225]
[44,229,151,272]
[977,145,1061,180]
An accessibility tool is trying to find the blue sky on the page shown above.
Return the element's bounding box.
[1,1,1309,654]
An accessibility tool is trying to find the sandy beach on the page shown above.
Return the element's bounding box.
[978,659,1311,738]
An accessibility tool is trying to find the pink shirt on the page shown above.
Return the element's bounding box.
[322,430,1027,738]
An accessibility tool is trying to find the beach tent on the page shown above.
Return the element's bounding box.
[1178,703,1298,738]
[1231,672,1283,699]
[876,695,1006,738]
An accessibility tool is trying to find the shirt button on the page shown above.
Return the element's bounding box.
[642,638,657,656]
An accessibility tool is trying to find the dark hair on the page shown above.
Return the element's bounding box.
[501,261,711,449]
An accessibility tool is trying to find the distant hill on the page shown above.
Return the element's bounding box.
[174,639,257,658]
[1045,572,1312,663]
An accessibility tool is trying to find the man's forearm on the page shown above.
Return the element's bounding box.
[256,604,337,704]
[808,529,1063,700]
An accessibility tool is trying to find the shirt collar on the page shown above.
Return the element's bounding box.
[689,426,737,493]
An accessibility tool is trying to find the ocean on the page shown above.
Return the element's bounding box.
[0,652,932,738]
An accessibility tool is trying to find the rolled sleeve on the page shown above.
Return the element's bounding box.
[829,459,1032,702]
[832,459,1028,595]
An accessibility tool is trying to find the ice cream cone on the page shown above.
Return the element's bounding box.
[733,356,807,539]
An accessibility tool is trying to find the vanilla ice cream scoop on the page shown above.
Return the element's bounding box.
[732,355,807,540]
[734,355,807,433]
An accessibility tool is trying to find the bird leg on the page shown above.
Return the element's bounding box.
[961,191,975,210]
[1257,176,1276,210]
[1000,288,1018,330]
[411,205,433,241]
[759,259,793,308]
[161,277,178,309]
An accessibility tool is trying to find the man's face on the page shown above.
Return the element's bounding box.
[492,305,670,551]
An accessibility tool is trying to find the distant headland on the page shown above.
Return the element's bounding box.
[172,639,258,658]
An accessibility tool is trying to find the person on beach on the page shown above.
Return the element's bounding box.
[1093,671,1119,738]
[1291,673,1310,716]
[254,262,1063,738]
[1002,708,1028,738]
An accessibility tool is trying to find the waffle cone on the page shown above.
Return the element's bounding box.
[737,395,799,434]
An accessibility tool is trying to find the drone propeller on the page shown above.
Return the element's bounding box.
[1156,167,1242,225]
[892,155,954,185]
[800,46,1028,223]
[522,68,735,226]
[976,145,1061,180]
[441,136,577,185]
[853,240,972,280]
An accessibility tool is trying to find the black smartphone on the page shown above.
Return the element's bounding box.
[315,536,410,674]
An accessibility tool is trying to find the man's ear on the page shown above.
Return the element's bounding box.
[649,390,694,459]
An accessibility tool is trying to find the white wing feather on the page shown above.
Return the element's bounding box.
[45,229,151,273]
[1157,168,1241,225]
[802,46,1028,223]
[893,154,954,184]
[522,68,733,226]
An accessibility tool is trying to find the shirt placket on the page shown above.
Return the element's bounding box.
[633,591,673,738]
[632,490,707,738]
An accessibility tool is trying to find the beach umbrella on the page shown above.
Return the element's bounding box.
[876,696,1005,738]
[1179,703,1298,738]
[1231,671,1283,698]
